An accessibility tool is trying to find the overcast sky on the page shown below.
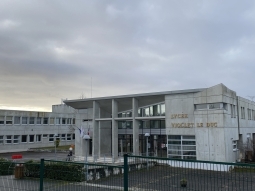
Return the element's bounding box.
[0,0,255,111]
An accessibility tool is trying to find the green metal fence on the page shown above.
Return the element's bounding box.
[1,155,255,191]
[125,155,255,191]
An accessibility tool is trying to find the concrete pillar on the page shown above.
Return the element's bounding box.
[112,99,118,162]
[92,101,100,160]
[132,98,139,155]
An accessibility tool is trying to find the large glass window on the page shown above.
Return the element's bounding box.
[0,136,3,144]
[161,104,165,116]
[168,135,196,160]
[62,118,66,124]
[118,121,133,129]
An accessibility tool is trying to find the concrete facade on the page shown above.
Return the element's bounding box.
[64,84,255,163]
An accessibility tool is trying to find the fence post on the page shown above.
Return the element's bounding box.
[124,154,128,191]
[39,158,45,191]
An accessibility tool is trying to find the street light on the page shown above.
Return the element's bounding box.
[54,134,58,160]
[145,133,150,170]
[83,134,90,181]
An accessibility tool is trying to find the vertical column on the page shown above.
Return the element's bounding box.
[112,99,118,162]
[93,101,100,161]
[132,98,139,155]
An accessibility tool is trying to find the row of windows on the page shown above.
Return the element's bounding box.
[0,134,75,144]
[0,116,75,125]
[118,120,166,129]
[241,107,255,120]
[118,103,166,118]
[196,103,255,120]
[195,103,227,110]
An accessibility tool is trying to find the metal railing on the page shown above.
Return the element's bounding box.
[1,155,255,190]
[124,155,255,191]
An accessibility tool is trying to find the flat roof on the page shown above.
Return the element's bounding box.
[64,88,205,111]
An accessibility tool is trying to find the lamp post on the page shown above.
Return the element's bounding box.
[54,134,58,160]
[83,134,90,181]
[145,133,150,170]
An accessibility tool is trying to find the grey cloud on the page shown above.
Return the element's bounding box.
[0,0,255,110]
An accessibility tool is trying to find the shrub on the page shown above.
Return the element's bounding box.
[24,161,85,182]
[0,158,15,176]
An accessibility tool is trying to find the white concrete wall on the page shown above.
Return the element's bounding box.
[165,84,241,162]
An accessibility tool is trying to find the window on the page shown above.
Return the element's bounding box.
[208,103,221,109]
[49,134,54,142]
[232,140,237,151]
[61,134,66,141]
[161,104,165,116]
[248,109,252,120]
[14,116,21,125]
[22,117,28,124]
[6,135,12,144]
[196,103,227,110]
[0,136,3,144]
[43,134,48,138]
[67,118,71,124]
[153,105,161,116]
[151,120,160,128]
[67,134,71,141]
[72,118,75,124]
[29,117,35,124]
[43,118,48,125]
[143,107,150,117]
[241,107,245,119]
[36,117,42,125]
[230,104,236,118]
[29,135,34,143]
[168,135,196,160]
[62,118,66,124]
[72,134,75,140]
[0,116,4,124]
[6,116,12,125]
[195,104,207,110]
[21,135,27,143]
[50,118,55,125]
[253,110,255,120]
[13,135,19,144]
[36,135,41,142]
[56,118,61,125]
